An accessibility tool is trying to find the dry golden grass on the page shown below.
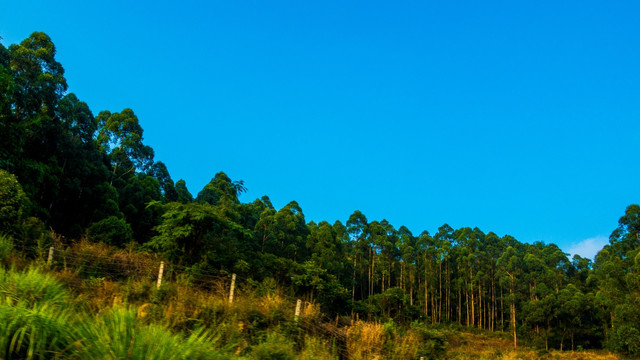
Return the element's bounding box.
[388,330,421,359]
[446,332,621,360]
[64,238,160,279]
[302,301,321,320]
[296,335,338,360]
[346,321,386,360]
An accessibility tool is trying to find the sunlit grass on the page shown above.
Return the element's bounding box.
[71,306,234,360]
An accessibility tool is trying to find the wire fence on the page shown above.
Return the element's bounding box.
[39,244,353,359]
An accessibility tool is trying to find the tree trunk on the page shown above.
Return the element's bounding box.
[470,267,475,327]
[510,273,517,349]
[351,256,357,319]
[439,261,442,323]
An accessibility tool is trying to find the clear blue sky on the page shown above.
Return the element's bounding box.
[2,1,639,259]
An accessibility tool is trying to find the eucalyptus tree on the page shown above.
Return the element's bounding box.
[307,220,344,277]
[1,32,67,221]
[0,170,27,238]
[49,93,115,237]
[346,210,369,304]
[416,229,436,321]
[273,201,309,261]
[149,161,178,203]
[498,241,525,349]
[592,204,640,355]
[397,226,417,305]
[174,179,193,204]
[367,220,384,297]
[483,231,503,331]
[455,227,480,326]
[196,172,246,206]
[255,204,277,254]
[96,108,154,184]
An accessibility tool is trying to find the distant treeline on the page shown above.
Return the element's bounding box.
[0,32,639,356]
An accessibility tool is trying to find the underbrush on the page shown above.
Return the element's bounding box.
[0,240,625,360]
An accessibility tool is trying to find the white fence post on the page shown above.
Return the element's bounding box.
[157,261,164,289]
[295,299,302,323]
[229,273,237,304]
[47,246,54,267]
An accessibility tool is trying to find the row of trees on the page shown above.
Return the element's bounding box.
[1,32,639,355]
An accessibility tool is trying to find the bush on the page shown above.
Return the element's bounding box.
[0,266,74,359]
[87,216,133,247]
[0,170,27,238]
[250,332,296,360]
[608,324,640,356]
[0,301,75,359]
[0,234,13,263]
[72,307,231,359]
[0,266,69,307]
[410,322,447,360]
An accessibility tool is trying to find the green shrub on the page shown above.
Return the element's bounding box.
[87,216,133,247]
[72,307,231,359]
[608,324,640,356]
[0,170,27,238]
[0,234,13,263]
[297,335,338,360]
[0,301,75,359]
[250,332,296,360]
[0,266,74,359]
[410,322,447,360]
[0,266,69,307]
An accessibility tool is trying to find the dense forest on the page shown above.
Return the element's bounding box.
[1,32,639,357]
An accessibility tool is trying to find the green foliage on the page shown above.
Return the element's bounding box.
[0,234,13,262]
[250,332,296,360]
[0,266,69,307]
[96,108,154,177]
[0,170,27,237]
[409,322,447,359]
[196,172,246,206]
[147,202,221,263]
[0,266,73,359]
[608,324,640,356]
[87,216,133,247]
[175,179,193,204]
[150,161,178,202]
[0,301,75,359]
[72,307,230,360]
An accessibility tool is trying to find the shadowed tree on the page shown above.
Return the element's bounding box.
[196,172,246,206]
[174,179,193,204]
[0,170,27,237]
[96,108,154,183]
[149,161,178,203]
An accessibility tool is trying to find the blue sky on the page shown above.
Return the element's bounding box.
[2,1,639,259]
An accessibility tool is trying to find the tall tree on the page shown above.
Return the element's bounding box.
[96,108,154,183]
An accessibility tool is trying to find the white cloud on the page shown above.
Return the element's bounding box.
[567,235,609,260]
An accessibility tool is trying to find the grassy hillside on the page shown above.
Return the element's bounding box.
[0,236,623,360]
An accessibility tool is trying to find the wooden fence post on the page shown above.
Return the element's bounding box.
[47,246,54,267]
[229,273,236,304]
[295,299,302,323]
[157,261,164,289]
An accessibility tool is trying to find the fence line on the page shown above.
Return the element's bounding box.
[37,244,361,359]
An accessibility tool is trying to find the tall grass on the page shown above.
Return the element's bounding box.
[0,266,69,307]
[0,301,74,359]
[0,266,74,359]
[71,307,234,360]
[0,234,13,263]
